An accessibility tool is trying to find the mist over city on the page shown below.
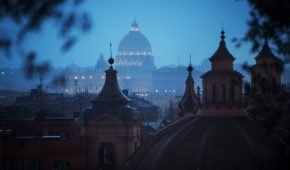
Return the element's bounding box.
[0,0,290,170]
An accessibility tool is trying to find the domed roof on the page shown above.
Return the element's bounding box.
[118,20,152,54]
[126,115,285,170]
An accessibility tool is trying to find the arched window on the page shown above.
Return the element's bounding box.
[98,143,116,170]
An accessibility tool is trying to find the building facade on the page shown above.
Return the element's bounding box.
[82,54,141,170]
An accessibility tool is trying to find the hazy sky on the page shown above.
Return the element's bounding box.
[0,0,255,68]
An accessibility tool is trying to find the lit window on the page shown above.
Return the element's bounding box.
[74,76,78,80]
[1,71,4,75]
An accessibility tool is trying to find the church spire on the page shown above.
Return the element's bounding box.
[220,28,225,42]
[187,53,193,75]
[92,43,130,105]
[209,29,235,70]
[84,43,140,122]
[130,17,139,32]
[108,42,114,67]
[178,54,199,117]
[255,39,277,60]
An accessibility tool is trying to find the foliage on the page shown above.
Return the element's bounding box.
[0,0,92,79]
[234,0,290,61]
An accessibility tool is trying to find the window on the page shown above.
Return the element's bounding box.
[4,159,39,170]
[53,161,70,170]
[98,143,116,170]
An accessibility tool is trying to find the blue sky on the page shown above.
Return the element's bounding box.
[0,0,254,68]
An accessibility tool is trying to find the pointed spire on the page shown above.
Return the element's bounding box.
[178,55,199,117]
[187,54,193,74]
[220,28,225,42]
[209,29,235,63]
[108,42,114,66]
[255,39,278,60]
[133,16,136,24]
[130,17,139,32]
[92,42,130,105]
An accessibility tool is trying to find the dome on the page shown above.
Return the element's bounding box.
[126,115,286,170]
[116,19,155,69]
[118,32,152,53]
[118,19,152,55]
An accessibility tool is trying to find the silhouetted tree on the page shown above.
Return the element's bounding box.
[0,0,92,80]
[235,0,290,61]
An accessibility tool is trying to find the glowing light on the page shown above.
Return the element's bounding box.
[81,76,85,80]
[74,76,78,80]
[1,71,4,75]
[118,51,152,56]
[89,76,93,79]
[155,89,158,93]
[130,27,139,32]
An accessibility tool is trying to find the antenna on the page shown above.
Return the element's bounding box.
[110,42,112,57]
[189,53,192,65]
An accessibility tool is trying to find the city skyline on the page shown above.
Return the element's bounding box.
[0,0,254,69]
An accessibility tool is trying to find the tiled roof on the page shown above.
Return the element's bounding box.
[127,116,282,170]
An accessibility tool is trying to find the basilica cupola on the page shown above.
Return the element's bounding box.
[116,19,155,69]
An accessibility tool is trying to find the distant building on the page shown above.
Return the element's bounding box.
[115,19,156,92]
[130,96,159,122]
[0,118,87,170]
[0,85,95,119]
[63,58,106,94]
[201,30,244,115]
[116,18,155,70]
